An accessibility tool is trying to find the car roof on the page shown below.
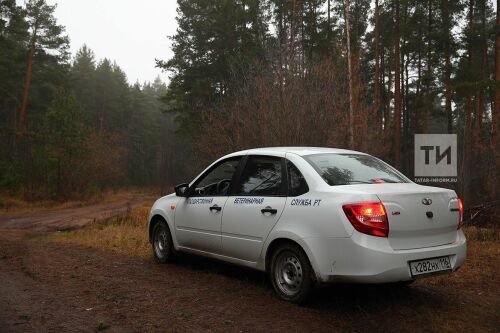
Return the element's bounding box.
[229,147,366,157]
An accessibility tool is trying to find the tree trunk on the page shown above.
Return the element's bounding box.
[423,0,432,134]
[327,0,331,36]
[18,40,36,137]
[381,47,387,134]
[384,52,392,138]
[100,85,107,133]
[374,0,381,134]
[489,1,500,202]
[444,55,453,133]
[394,1,402,168]
[493,0,500,145]
[474,0,487,147]
[343,0,354,148]
[402,5,410,174]
[442,0,453,133]
[11,103,18,151]
[404,51,411,173]
[415,46,422,132]
[290,0,298,69]
[462,0,475,205]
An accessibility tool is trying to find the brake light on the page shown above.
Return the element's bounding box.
[457,198,464,229]
[342,202,389,237]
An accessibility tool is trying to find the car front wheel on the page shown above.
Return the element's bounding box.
[270,244,314,304]
[152,221,175,263]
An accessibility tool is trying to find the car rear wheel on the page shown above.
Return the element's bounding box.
[270,244,313,304]
[152,221,175,263]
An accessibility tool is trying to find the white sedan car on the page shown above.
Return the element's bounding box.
[148,147,466,303]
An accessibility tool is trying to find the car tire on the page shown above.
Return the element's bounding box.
[270,243,314,304]
[152,220,175,264]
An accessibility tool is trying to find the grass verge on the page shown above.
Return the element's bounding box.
[44,206,151,258]
[43,210,499,262]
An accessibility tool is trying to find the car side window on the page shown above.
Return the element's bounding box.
[233,156,284,196]
[192,157,241,197]
[287,161,309,196]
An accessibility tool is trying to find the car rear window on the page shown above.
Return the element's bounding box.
[304,153,409,186]
[287,161,309,196]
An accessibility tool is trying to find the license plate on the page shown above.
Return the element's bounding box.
[409,256,452,277]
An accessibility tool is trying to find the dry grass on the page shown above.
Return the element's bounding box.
[46,206,151,258]
[0,187,163,215]
[433,228,499,284]
[452,226,500,289]
[44,210,500,267]
[463,225,500,242]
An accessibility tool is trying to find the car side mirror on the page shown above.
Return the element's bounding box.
[175,183,190,197]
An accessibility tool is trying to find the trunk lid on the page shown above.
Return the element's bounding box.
[353,183,460,250]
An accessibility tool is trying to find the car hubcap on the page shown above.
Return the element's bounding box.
[275,252,303,296]
[154,226,168,258]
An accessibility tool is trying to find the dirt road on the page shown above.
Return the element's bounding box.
[0,196,151,232]
[0,202,498,332]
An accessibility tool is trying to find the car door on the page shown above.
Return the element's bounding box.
[221,155,287,262]
[175,156,241,254]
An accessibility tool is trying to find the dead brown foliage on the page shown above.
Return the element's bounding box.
[194,59,382,167]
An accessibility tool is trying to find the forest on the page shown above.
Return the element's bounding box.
[158,0,499,222]
[1,0,499,222]
[0,0,185,200]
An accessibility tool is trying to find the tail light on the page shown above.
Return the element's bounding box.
[342,202,389,237]
[457,198,464,229]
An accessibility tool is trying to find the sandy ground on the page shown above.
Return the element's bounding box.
[0,200,498,332]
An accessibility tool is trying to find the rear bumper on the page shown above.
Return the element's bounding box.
[300,230,467,284]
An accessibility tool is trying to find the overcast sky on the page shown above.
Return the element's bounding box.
[30,0,179,84]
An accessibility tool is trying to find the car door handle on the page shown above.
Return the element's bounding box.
[261,207,277,214]
[209,205,222,212]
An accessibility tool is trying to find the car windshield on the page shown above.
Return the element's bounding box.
[304,153,409,186]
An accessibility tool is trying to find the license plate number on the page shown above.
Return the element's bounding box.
[409,256,452,277]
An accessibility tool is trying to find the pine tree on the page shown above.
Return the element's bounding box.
[43,89,89,198]
[0,0,28,133]
[71,45,97,118]
[17,0,69,137]
[157,0,267,136]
